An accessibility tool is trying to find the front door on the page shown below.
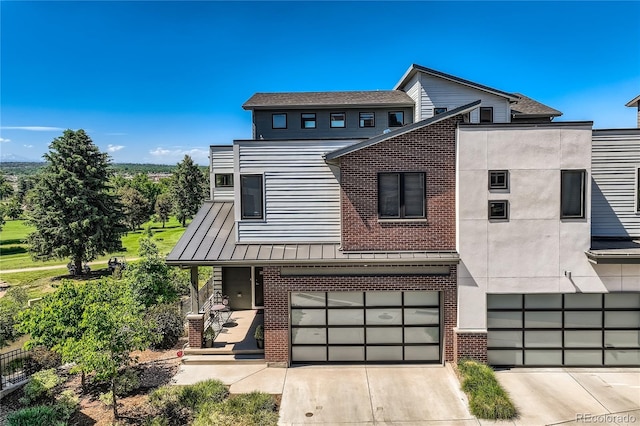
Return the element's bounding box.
[222,267,252,310]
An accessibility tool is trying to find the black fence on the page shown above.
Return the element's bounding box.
[0,348,31,391]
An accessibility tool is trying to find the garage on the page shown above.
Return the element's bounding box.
[487,293,640,366]
[290,291,441,363]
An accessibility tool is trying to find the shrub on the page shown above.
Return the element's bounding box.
[148,385,191,426]
[179,379,228,411]
[192,393,279,426]
[457,359,517,420]
[146,303,184,349]
[20,368,63,404]
[6,405,65,426]
[24,346,62,374]
[54,390,79,421]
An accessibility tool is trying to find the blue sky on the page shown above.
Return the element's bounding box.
[1,1,639,165]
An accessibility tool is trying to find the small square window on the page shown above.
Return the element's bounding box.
[489,170,509,190]
[330,112,345,128]
[215,173,234,188]
[359,112,375,128]
[434,107,447,115]
[301,113,316,129]
[388,111,404,127]
[489,200,508,220]
[480,107,493,123]
[272,113,287,129]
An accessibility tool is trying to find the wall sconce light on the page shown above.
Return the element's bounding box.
[237,292,243,298]
[564,270,572,279]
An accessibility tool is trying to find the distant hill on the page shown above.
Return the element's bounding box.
[0,162,184,176]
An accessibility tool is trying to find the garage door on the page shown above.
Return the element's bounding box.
[290,291,441,363]
[487,293,640,366]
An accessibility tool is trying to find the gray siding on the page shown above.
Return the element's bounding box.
[404,74,421,123]
[235,139,358,242]
[210,146,234,202]
[592,131,640,237]
[253,107,414,140]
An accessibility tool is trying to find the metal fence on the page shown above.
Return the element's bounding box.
[0,348,31,391]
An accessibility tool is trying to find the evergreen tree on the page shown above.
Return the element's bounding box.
[0,171,13,200]
[26,129,126,273]
[154,192,173,228]
[170,155,206,226]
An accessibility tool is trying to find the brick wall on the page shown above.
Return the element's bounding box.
[187,314,204,349]
[453,330,488,364]
[340,116,459,251]
[263,265,457,365]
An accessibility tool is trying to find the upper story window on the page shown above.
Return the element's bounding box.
[561,169,586,219]
[637,168,640,213]
[215,173,234,188]
[480,107,493,123]
[272,113,287,129]
[240,175,263,220]
[378,172,426,219]
[330,112,346,128]
[434,107,448,115]
[488,200,509,220]
[301,113,316,129]
[359,112,375,128]
[388,111,404,127]
[489,170,509,190]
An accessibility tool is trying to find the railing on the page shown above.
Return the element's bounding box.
[0,348,31,392]
[198,277,215,311]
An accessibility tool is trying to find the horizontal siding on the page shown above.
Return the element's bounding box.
[237,140,356,242]
[419,74,510,123]
[404,74,421,123]
[211,146,234,202]
[592,133,640,237]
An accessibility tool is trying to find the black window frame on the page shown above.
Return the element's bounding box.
[480,107,493,123]
[434,107,448,115]
[330,112,346,128]
[488,170,509,190]
[488,200,509,220]
[378,172,426,219]
[272,113,287,129]
[388,111,404,127]
[636,168,640,213]
[240,174,264,220]
[359,112,375,128]
[560,169,586,219]
[301,113,316,129]
[214,173,234,188]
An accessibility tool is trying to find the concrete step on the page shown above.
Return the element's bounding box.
[184,347,264,356]
[181,354,266,365]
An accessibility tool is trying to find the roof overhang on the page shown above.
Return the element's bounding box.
[625,95,640,107]
[586,238,640,264]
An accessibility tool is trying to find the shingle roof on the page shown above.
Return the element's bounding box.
[166,201,459,266]
[511,93,562,117]
[242,91,415,110]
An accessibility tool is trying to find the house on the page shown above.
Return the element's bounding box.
[167,64,640,367]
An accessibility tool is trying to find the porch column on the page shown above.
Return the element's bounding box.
[190,266,199,314]
[187,266,204,348]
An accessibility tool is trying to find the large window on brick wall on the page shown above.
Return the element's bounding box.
[378,172,426,219]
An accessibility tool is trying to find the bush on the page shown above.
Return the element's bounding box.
[54,390,79,421]
[0,287,27,347]
[148,386,191,426]
[24,346,62,374]
[192,393,279,426]
[146,304,184,349]
[179,379,228,411]
[457,359,517,420]
[6,405,65,426]
[20,368,63,404]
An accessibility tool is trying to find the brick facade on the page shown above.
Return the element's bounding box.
[453,330,488,364]
[262,265,457,365]
[340,116,459,251]
[187,314,204,349]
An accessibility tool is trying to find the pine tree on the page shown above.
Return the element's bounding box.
[170,155,206,226]
[26,129,127,273]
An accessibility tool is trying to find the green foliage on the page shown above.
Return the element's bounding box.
[170,155,206,226]
[130,173,163,216]
[254,324,264,340]
[154,192,173,228]
[119,186,151,231]
[123,236,180,307]
[0,203,6,231]
[0,170,14,200]
[5,197,23,219]
[146,303,184,349]
[0,286,28,347]
[26,129,127,272]
[192,392,279,426]
[457,359,517,420]
[179,379,229,410]
[20,368,63,404]
[16,175,36,204]
[98,368,141,405]
[54,389,79,420]
[24,346,62,374]
[6,405,65,426]
[148,385,192,426]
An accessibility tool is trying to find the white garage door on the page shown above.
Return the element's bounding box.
[487,293,640,366]
[290,291,441,363]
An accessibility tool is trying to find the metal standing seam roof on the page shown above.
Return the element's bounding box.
[242,91,415,110]
[166,201,460,266]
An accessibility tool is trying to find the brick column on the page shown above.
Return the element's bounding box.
[187,314,204,349]
[453,328,488,364]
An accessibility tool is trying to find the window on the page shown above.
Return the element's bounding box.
[434,107,447,115]
[388,111,404,127]
[359,112,375,128]
[330,112,346,128]
[272,113,287,129]
[240,175,263,220]
[636,168,640,212]
[488,200,508,220]
[561,170,586,219]
[489,170,508,190]
[378,172,425,219]
[301,113,316,129]
[214,173,234,188]
[480,107,493,123]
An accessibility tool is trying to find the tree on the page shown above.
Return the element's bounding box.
[170,155,206,226]
[16,175,36,204]
[5,196,22,219]
[119,186,150,231]
[0,287,28,347]
[0,171,13,200]
[0,204,5,232]
[26,129,127,273]
[130,173,162,216]
[154,192,173,228]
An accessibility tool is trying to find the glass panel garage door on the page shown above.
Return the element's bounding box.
[291,291,441,363]
[487,293,640,366]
